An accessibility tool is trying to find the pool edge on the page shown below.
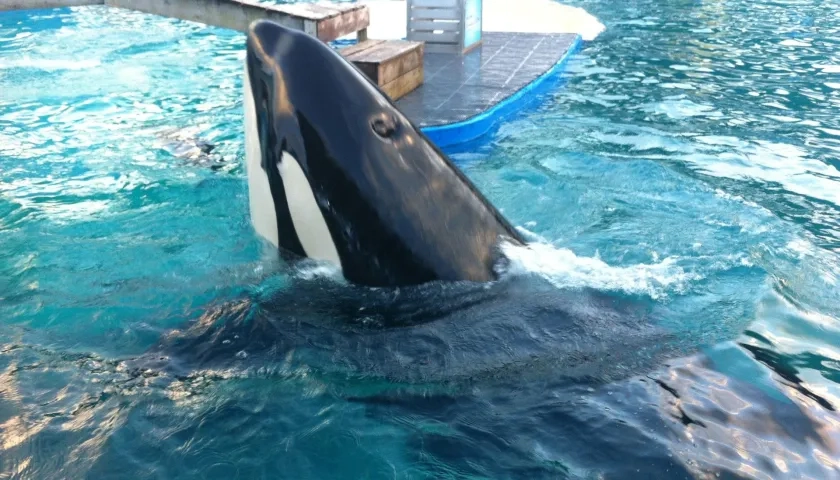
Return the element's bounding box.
[419,34,584,148]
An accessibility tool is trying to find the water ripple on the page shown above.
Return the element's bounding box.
[2,2,840,479]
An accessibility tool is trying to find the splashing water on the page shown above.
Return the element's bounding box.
[502,240,707,299]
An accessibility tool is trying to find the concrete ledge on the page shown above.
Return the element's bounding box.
[104,0,368,41]
[0,0,103,10]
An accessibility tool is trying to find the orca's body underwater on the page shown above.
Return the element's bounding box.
[242,19,526,287]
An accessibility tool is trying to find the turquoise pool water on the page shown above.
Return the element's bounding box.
[2,2,840,479]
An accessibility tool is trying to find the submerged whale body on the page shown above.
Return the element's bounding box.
[242,19,526,288]
[125,272,675,387]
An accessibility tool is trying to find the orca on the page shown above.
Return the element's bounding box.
[242,19,526,288]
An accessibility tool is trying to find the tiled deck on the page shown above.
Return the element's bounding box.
[392,32,579,128]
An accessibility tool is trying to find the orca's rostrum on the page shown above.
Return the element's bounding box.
[242,19,526,287]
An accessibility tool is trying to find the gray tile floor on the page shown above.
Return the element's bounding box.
[395,32,578,127]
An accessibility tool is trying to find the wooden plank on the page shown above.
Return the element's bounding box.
[381,65,424,100]
[344,40,421,65]
[377,43,424,85]
[345,41,423,86]
[274,2,341,20]
[339,39,386,58]
[315,4,370,42]
[273,2,361,21]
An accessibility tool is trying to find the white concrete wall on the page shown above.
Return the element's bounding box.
[362,0,605,41]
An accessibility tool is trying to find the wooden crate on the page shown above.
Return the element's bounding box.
[341,40,425,100]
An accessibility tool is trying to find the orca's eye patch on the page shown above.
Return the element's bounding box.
[371,114,399,139]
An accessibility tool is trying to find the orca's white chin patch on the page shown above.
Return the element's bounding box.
[276,151,342,267]
[244,61,280,250]
[242,59,342,270]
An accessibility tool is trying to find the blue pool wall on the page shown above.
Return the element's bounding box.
[421,35,584,148]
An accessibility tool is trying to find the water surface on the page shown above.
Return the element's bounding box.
[1,3,840,479]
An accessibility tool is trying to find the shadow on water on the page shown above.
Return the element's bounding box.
[3,266,838,479]
[127,269,676,387]
[0,267,683,479]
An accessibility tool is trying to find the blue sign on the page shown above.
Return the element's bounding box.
[463,0,482,51]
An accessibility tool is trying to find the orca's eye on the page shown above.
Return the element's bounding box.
[371,115,398,138]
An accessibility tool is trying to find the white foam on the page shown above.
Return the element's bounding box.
[0,57,101,71]
[814,63,840,73]
[291,260,345,282]
[780,39,811,47]
[283,226,724,299]
[500,241,704,300]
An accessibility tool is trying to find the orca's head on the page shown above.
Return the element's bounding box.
[242,19,524,287]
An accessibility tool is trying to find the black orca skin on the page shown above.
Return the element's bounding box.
[243,20,526,288]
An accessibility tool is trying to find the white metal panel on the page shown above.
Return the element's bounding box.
[410,20,460,31]
[410,0,458,7]
[408,31,459,43]
[407,0,462,47]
